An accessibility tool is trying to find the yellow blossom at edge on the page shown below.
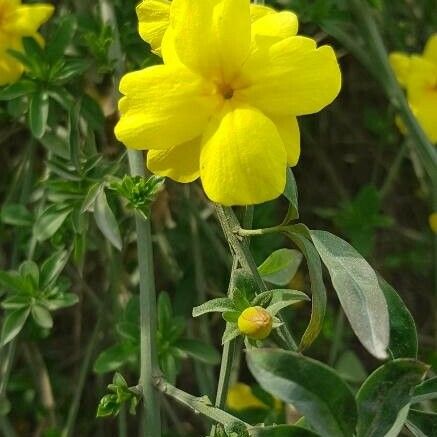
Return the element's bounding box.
[429,212,437,234]
[0,0,54,86]
[389,34,437,144]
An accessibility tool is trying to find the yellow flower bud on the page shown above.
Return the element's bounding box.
[238,306,272,340]
[429,212,437,234]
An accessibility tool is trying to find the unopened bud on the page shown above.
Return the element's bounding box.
[237,306,272,340]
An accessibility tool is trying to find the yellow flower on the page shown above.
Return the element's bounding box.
[116,0,341,205]
[227,382,282,412]
[227,383,268,411]
[0,0,54,86]
[389,34,437,143]
[429,212,437,234]
[237,306,272,340]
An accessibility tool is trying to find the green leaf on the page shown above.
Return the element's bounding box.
[0,204,33,227]
[81,182,104,213]
[286,230,327,351]
[175,339,220,365]
[222,323,240,344]
[0,271,29,293]
[282,168,299,222]
[356,359,428,437]
[407,409,437,437]
[231,288,251,312]
[222,311,240,323]
[40,250,69,288]
[93,190,122,250]
[309,230,389,359]
[412,377,437,403]
[250,425,320,437]
[96,394,119,417]
[0,308,30,346]
[233,269,258,300]
[1,295,31,310]
[28,90,49,138]
[19,261,39,288]
[258,249,303,287]
[266,289,310,316]
[94,343,137,374]
[0,80,37,100]
[68,100,82,172]
[247,349,357,437]
[192,298,236,317]
[46,16,77,62]
[33,204,72,242]
[31,305,53,329]
[378,277,418,359]
[44,293,79,311]
[335,351,367,383]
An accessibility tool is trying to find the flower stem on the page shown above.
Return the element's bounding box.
[156,378,248,429]
[128,151,162,437]
[99,0,161,433]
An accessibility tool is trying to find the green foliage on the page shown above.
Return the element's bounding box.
[110,174,165,220]
[96,373,140,418]
[0,255,77,346]
[94,293,219,384]
[247,349,357,437]
[356,359,428,436]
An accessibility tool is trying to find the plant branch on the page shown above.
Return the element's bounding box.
[156,378,248,429]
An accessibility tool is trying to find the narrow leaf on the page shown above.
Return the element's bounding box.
[192,298,236,317]
[379,277,418,359]
[40,250,69,288]
[412,377,437,403]
[28,91,49,138]
[93,190,122,250]
[250,425,320,436]
[258,249,303,286]
[309,230,389,359]
[0,308,30,346]
[407,409,437,437]
[287,230,327,351]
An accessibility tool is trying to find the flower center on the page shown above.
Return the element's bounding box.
[218,83,234,100]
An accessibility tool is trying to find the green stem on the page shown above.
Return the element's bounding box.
[128,150,161,437]
[156,378,248,429]
[215,206,297,348]
[379,141,409,200]
[213,259,239,410]
[99,0,161,434]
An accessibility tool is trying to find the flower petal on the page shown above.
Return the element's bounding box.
[115,65,220,150]
[389,52,411,87]
[411,98,437,143]
[147,138,201,183]
[406,55,437,102]
[237,36,341,116]
[136,0,171,51]
[424,33,437,65]
[271,115,301,166]
[249,4,275,22]
[170,0,251,82]
[0,37,23,86]
[4,4,54,35]
[200,103,287,206]
[251,11,298,46]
